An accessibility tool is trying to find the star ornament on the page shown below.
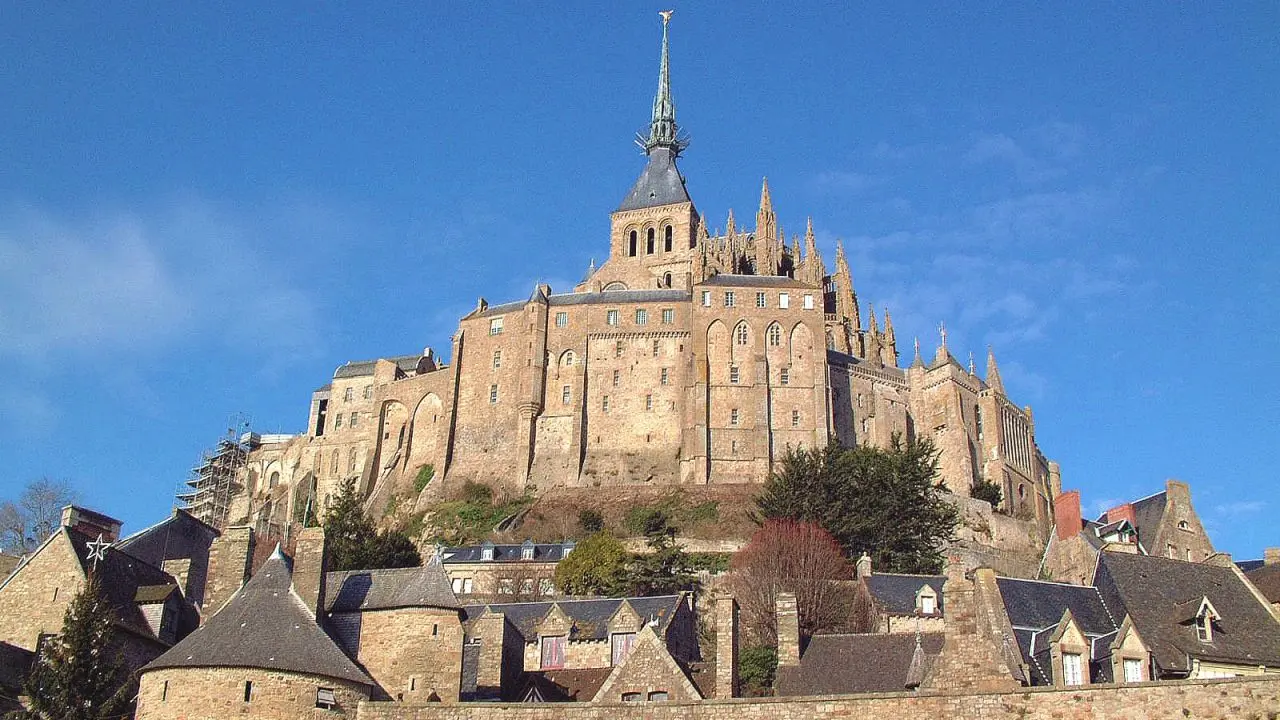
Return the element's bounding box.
[86,533,110,569]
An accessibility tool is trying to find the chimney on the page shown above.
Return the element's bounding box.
[292,526,328,619]
[1053,490,1082,541]
[775,592,800,667]
[204,526,254,618]
[162,558,192,598]
[1102,503,1135,527]
[856,553,872,579]
[472,611,511,700]
[1265,548,1280,567]
[60,505,123,543]
[715,592,739,699]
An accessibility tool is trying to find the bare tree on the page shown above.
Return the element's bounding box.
[0,477,76,553]
[726,519,852,645]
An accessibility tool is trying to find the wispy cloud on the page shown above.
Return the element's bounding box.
[810,171,880,196]
[1213,501,1265,516]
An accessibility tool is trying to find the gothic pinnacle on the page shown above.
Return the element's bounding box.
[986,346,1006,394]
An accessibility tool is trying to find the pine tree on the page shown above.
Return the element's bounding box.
[18,575,127,720]
[323,478,421,571]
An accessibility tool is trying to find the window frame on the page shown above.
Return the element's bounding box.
[555,311,569,327]
[756,291,767,308]
[1062,652,1084,686]
[489,317,504,335]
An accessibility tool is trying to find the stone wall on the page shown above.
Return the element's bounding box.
[357,676,1280,720]
[0,532,82,650]
[136,667,370,720]
[357,607,464,701]
[949,494,1045,578]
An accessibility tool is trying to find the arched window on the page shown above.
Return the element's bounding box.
[348,448,358,473]
[562,350,576,366]
[268,471,279,489]
[646,228,655,254]
[331,449,340,474]
[664,225,673,252]
[628,230,637,257]
[662,272,672,288]
[767,324,782,346]
[735,323,750,345]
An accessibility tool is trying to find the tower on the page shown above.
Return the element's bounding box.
[591,11,700,292]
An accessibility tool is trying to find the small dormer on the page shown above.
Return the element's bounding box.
[608,600,643,666]
[480,540,495,562]
[915,584,940,616]
[1050,609,1091,686]
[1193,597,1221,643]
[521,539,536,561]
[135,584,180,645]
[561,540,575,559]
[536,604,574,670]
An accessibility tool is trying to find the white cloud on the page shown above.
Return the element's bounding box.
[1213,501,1265,516]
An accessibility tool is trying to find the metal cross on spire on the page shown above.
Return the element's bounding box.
[938,321,948,349]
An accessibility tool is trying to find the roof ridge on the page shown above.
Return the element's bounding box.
[997,576,1098,589]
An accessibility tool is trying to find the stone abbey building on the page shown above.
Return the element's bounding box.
[210,16,1061,547]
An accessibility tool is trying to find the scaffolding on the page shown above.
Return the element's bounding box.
[177,414,251,530]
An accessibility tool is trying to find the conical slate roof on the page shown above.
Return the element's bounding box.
[144,548,372,686]
[617,146,692,212]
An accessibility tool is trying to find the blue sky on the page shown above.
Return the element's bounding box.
[2,3,1276,557]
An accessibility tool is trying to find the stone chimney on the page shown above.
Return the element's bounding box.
[775,592,800,667]
[1053,490,1082,541]
[1265,548,1280,566]
[1101,502,1135,527]
[204,526,254,617]
[919,558,1020,692]
[856,553,872,579]
[472,611,509,701]
[292,526,328,619]
[715,592,739,699]
[60,505,123,543]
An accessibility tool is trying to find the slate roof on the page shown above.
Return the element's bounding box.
[65,529,180,644]
[461,595,683,643]
[1237,559,1267,573]
[775,632,945,696]
[325,562,459,612]
[333,355,421,379]
[145,549,373,686]
[996,577,1123,685]
[0,641,32,697]
[459,642,482,699]
[548,289,690,307]
[1094,551,1280,673]
[520,667,614,702]
[617,147,691,212]
[441,542,574,564]
[698,274,814,289]
[1246,565,1280,603]
[115,509,219,607]
[863,574,946,615]
[1127,492,1168,548]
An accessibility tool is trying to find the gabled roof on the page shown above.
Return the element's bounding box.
[145,549,372,686]
[325,562,459,612]
[61,529,181,644]
[775,632,945,696]
[461,595,683,643]
[1095,551,1280,673]
[332,355,421,379]
[519,667,614,702]
[616,147,691,212]
[441,542,574,564]
[863,574,946,616]
[1246,564,1280,603]
[996,577,1118,637]
[1128,492,1168,545]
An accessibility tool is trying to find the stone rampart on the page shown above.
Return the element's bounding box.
[357,676,1280,720]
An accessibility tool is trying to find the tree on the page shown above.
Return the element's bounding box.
[629,509,695,596]
[323,478,421,571]
[554,531,631,596]
[755,435,959,574]
[577,508,604,533]
[971,478,1002,507]
[726,520,852,645]
[18,576,127,720]
[0,478,76,553]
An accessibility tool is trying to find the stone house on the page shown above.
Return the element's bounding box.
[995,576,1151,686]
[849,553,947,634]
[1043,480,1217,585]
[1094,548,1280,679]
[205,14,1062,581]
[436,540,574,599]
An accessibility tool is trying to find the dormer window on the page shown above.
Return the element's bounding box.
[521,542,535,560]
[481,543,495,562]
[1178,520,1191,532]
[915,586,939,615]
[1194,597,1220,643]
[562,542,574,558]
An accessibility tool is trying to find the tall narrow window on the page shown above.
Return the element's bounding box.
[660,368,669,385]
[1123,658,1143,683]
[349,412,358,428]
[1061,653,1083,686]
[736,323,749,345]
[243,681,253,702]
[602,396,610,413]
[611,632,637,665]
[541,635,567,669]
[556,311,568,327]
[756,292,767,308]
[363,385,373,399]
[730,408,740,425]
[492,350,502,369]
[780,368,790,385]
[702,291,712,307]
[662,308,674,324]
[779,292,790,309]
[791,409,800,427]
[334,413,344,429]
[629,230,638,256]
[645,395,653,411]
[646,228,655,254]
[652,339,660,356]
[635,309,648,325]
[768,325,782,346]
[489,384,499,404]
[724,291,736,307]
[664,225,673,251]
[615,340,624,357]
[161,680,168,701]
[344,387,354,402]
[730,366,740,384]
[561,386,571,405]
[803,294,815,309]
[606,309,619,326]
[613,370,620,387]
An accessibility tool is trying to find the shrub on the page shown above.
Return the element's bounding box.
[738,645,778,696]
[414,464,435,493]
[971,478,1002,507]
[577,508,604,533]
[460,480,493,505]
[554,531,631,596]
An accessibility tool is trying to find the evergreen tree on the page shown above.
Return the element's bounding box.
[323,478,421,571]
[755,434,959,574]
[18,576,127,720]
[629,510,695,596]
[554,531,630,596]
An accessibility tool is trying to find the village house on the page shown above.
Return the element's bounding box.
[435,540,574,599]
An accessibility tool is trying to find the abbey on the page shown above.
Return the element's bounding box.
[205,16,1060,547]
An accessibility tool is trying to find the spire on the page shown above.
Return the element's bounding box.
[640,11,688,156]
[756,177,777,240]
[868,304,879,334]
[986,346,1006,394]
[834,240,861,330]
[934,321,953,365]
[912,337,924,368]
[883,309,895,343]
[968,351,976,375]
